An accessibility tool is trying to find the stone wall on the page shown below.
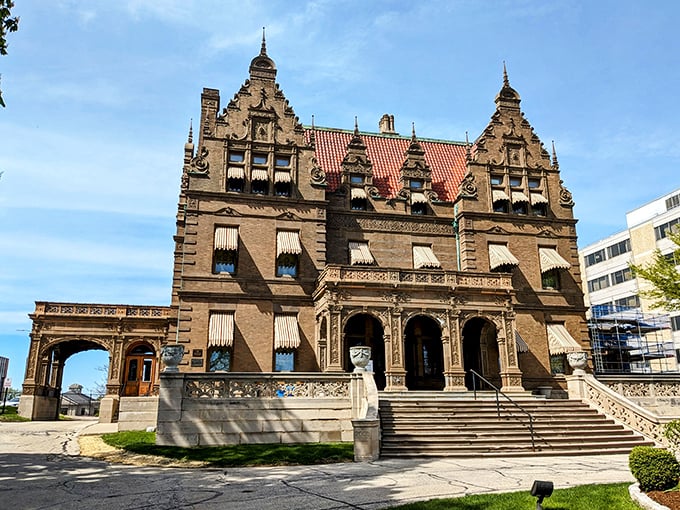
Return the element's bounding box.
[118,396,159,431]
[156,372,362,447]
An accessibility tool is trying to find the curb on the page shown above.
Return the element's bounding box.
[629,483,670,510]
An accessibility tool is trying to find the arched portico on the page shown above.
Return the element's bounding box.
[404,315,445,390]
[342,312,386,390]
[20,302,171,422]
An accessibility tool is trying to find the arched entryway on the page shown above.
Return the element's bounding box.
[405,315,444,390]
[462,317,500,390]
[343,314,386,390]
[122,343,157,396]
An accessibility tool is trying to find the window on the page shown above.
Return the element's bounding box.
[488,244,519,272]
[229,151,245,163]
[655,218,680,240]
[664,251,680,266]
[253,153,268,165]
[490,174,504,185]
[411,202,427,215]
[542,269,561,290]
[208,348,231,371]
[413,245,441,269]
[410,179,423,189]
[227,167,245,192]
[532,203,547,217]
[611,267,632,285]
[550,354,566,375]
[213,227,238,274]
[607,239,631,259]
[349,241,375,265]
[274,169,291,196]
[251,178,268,194]
[587,275,610,293]
[494,200,509,213]
[350,174,365,185]
[528,178,541,189]
[666,193,680,211]
[509,176,522,187]
[276,231,301,277]
[614,295,640,309]
[276,156,291,168]
[350,187,368,211]
[274,351,294,371]
[512,201,528,215]
[585,249,606,267]
[671,315,680,332]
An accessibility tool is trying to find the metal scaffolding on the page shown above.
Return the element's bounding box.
[589,304,676,374]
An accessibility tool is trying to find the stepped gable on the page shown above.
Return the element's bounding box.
[306,127,468,201]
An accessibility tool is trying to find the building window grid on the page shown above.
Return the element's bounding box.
[655,218,680,241]
[614,295,640,309]
[585,249,606,267]
[587,275,610,293]
[666,193,680,211]
[491,172,546,216]
[607,239,631,259]
[611,267,633,285]
[671,315,680,332]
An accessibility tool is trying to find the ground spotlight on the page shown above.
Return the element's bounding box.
[530,480,554,510]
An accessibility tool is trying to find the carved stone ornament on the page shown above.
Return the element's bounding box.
[559,180,574,207]
[310,158,327,186]
[189,146,209,175]
[458,172,478,199]
[366,186,380,198]
[161,344,185,373]
[567,351,588,372]
[349,346,372,372]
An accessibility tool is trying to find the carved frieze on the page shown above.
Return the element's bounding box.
[188,146,209,175]
[329,214,452,235]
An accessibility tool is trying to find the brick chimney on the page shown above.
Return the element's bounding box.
[379,114,397,134]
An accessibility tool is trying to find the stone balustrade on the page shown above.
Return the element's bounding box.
[34,301,172,318]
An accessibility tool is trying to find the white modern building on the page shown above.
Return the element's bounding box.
[579,188,680,373]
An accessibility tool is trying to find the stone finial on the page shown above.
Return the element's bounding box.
[551,140,559,170]
[260,26,267,55]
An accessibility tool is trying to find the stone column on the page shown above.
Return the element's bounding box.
[326,306,344,372]
[498,314,524,393]
[444,311,466,391]
[384,308,406,391]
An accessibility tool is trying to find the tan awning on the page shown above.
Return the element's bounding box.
[214,227,238,251]
[277,231,302,256]
[251,169,269,181]
[492,189,510,202]
[274,314,301,350]
[515,331,529,353]
[539,247,571,272]
[547,323,581,354]
[208,312,234,347]
[488,244,519,270]
[349,241,374,265]
[351,187,367,200]
[511,191,530,204]
[530,192,549,205]
[411,192,428,204]
[227,166,244,179]
[274,170,291,183]
[413,245,441,269]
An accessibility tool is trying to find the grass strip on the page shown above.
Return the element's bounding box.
[101,430,354,467]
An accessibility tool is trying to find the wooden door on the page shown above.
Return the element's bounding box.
[123,345,156,396]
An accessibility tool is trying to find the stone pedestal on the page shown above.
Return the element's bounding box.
[352,418,380,461]
[99,395,120,423]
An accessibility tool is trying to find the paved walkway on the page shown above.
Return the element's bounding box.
[1,419,638,509]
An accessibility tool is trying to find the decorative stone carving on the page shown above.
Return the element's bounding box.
[458,172,478,199]
[310,158,327,186]
[567,351,588,372]
[189,146,209,175]
[559,179,574,207]
[161,344,185,373]
[349,346,372,372]
[329,214,452,235]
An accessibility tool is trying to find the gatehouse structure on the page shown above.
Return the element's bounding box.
[20,37,590,424]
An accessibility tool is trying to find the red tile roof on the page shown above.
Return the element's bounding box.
[305,128,468,202]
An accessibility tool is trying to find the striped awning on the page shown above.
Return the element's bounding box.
[547,323,581,354]
[274,170,291,183]
[208,312,234,347]
[413,245,441,269]
[351,187,367,200]
[488,244,519,270]
[214,227,238,251]
[492,189,510,202]
[251,169,269,181]
[274,314,301,350]
[277,231,302,256]
[227,166,244,179]
[515,331,529,353]
[539,247,570,273]
[349,241,375,265]
[511,191,530,204]
[411,192,428,204]
[530,192,549,205]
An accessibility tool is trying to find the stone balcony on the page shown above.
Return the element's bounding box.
[33,301,172,319]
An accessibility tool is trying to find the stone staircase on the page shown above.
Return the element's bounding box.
[379,392,654,457]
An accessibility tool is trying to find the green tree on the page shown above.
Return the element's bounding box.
[630,230,680,311]
[0,0,19,107]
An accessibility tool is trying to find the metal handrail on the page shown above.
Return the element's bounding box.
[468,369,535,451]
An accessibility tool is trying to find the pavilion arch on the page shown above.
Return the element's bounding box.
[342,311,386,390]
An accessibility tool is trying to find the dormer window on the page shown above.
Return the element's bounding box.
[251,169,268,195]
[490,174,504,185]
[410,179,424,189]
[253,154,268,165]
[227,167,245,192]
[350,187,368,211]
[274,155,292,196]
[350,174,365,185]
[509,176,522,187]
[411,192,428,215]
[229,151,245,163]
[276,156,291,168]
[528,178,541,189]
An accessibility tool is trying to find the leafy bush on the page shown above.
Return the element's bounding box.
[629,446,680,492]
[664,420,680,452]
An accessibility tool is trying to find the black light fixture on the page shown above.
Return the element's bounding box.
[530,480,554,510]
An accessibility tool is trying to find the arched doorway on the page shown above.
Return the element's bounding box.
[405,315,444,390]
[122,343,157,396]
[462,317,500,390]
[343,314,386,390]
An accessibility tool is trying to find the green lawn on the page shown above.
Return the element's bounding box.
[0,406,30,422]
[387,483,640,510]
[101,430,354,467]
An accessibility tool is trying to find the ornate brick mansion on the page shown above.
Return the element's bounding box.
[21,38,588,421]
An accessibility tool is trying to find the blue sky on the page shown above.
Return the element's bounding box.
[1,1,680,394]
